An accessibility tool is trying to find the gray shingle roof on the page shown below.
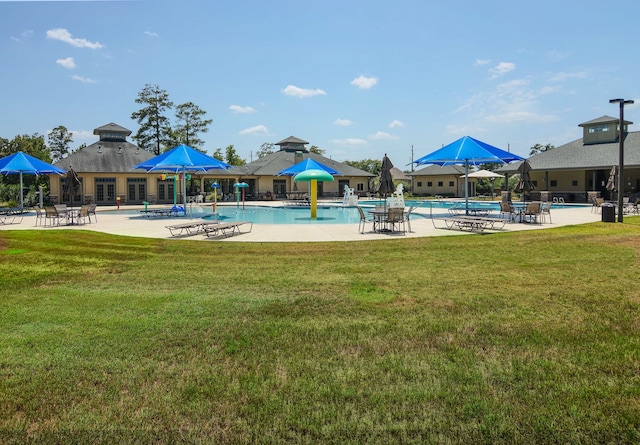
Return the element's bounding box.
[93,122,132,136]
[274,136,309,146]
[54,141,156,173]
[408,165,467,176]
[497,131,640,173]
[215,150,374,177]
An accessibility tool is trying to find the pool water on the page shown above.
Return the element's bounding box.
[109,200,587,225]
[204,205,363,224]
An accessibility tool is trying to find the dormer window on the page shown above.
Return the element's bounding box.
[588,125,610,133]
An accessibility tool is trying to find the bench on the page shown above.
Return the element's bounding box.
[203,221,253,238]
[165,222,208,237]
[434,216,506,232]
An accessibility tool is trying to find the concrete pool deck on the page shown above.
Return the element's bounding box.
[0,201,605,242]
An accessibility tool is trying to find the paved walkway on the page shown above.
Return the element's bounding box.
[0,201,604,242]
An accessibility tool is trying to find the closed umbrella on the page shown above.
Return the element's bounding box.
[606,165,617,200]
[64,167,82,207]
[515,160,535,201]
[377,154,395,198]
[0,151,66,209]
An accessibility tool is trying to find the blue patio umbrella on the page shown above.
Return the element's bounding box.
[131,144,230,215]
[277,158,340,176]
[0,151,66,209]
[413,136,523,215]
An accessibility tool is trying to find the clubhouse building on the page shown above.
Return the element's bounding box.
[52,124,374,206]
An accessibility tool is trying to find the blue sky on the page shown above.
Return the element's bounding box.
[1,0,639,167]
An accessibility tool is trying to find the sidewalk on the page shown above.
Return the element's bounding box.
[0,202,603,242]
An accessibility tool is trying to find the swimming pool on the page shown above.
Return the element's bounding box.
[107,200,587,225]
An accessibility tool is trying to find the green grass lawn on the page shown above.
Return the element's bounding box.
[1,220,639,444]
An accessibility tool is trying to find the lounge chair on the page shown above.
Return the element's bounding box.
[0,208,23,225]
[165,222,207,237]
[203,221,253,238]
[434,215,506,232]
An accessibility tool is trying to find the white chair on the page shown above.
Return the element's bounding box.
[540,201,552,223]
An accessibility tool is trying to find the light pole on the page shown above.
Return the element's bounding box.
[609,98,634,222]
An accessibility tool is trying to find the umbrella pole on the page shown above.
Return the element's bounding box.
[310,180,317,218]
[464,161,469,215]
[183,166,187,217]
[19,172,24,210]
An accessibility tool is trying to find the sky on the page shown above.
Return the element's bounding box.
[1,0,639,168]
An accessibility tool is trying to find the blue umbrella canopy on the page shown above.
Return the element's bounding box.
[131,144,230,173]
[0,151,66,209]
[414,136,523,214]
[131,144,230,215]
[277,158,340,176]
[414,136,523,166]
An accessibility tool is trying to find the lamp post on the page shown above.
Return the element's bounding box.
[609,98,634,222]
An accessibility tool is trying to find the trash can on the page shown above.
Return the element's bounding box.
[601,203,615,222]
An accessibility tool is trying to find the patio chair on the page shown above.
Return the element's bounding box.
[77,205,90,225]
[592,197,604,213]
[499,201,516,222]
[44,206,59,226]
[403,205,418,232]
[33,205,45,226]
[523,201,542,224]
[385,207,405,232]
[357,206,374,233]
[54,204,69,225]
[540,201,552,223]
[87,204,97,222]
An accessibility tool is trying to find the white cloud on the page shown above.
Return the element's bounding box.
[334,118,352,126]
[11,29,33,42]
[489,62,515,79]
[46,28,103,49]
[475,59,491,66]
[144,31,159,38]
[548,71,588,82]
[229,105,256,114]
[389,120,404,128]
[71,75,97,84]
[56,57,76,69]
[329,138,368,146]
[351,75,378,90]
[369,131,399,141]
[68,129,94,144]
[239,125,269,135]
[281,85,326,98]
